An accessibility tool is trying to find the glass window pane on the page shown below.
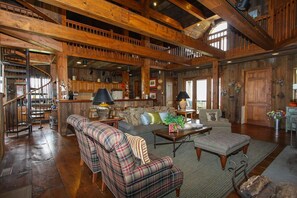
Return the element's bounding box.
[185,80,193,108]
[196,79,207,112]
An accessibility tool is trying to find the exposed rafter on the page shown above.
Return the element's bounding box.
[198,0,274,50]
[0,10,191,66]
[38,0,225,58]
[0,28,62,52]
[16,0,59,23]
[109,0,183,30]
[167,0,205,21]
[0,33,49,53]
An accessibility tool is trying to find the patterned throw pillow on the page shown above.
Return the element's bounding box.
[206,112,218,121]
[125,133,150,164]
[140,113,151,125]
[147,112,162,124]
[159,112,168,123]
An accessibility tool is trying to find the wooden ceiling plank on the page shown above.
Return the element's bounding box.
[16,0,59,23]
[38,0,224,58]
[0,27,62,52]
[198,0,274,50]
[109,0,183,30]
[30,52,52,64]
[167,0,205,20]
[0,33,49,52]
[0,10,190,65]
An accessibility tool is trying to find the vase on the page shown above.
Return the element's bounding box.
[275,119,280,135]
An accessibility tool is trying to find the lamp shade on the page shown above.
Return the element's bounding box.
[176,91,190,101]
[93,88,114,105]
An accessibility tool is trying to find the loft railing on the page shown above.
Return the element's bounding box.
[0,2,44,20]
[273,0,297,44]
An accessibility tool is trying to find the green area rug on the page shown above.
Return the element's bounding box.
[147,139,277,198]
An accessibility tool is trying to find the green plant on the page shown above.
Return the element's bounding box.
[164,114,185,128]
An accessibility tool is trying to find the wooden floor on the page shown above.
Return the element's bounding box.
[0,123,295,198]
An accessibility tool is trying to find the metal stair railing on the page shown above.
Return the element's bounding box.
[1,48,53,137]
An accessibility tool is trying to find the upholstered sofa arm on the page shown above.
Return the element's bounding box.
[219,118,229,122]
[119,120,134,131]
[125,156,173,185]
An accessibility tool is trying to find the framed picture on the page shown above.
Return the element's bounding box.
[149,79,157,88]
[149,92,157,99]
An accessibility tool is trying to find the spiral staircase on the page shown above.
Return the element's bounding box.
[0,47,54,138]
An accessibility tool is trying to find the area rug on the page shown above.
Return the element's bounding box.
[262,146,297,185]
[147,139,277,198]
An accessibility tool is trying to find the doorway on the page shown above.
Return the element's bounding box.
[244,68,272,127]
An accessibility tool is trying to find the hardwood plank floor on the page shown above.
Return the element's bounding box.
[0,123,295,197]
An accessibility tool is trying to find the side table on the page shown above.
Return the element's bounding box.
[176,109,196,121]
[89,117,122,129]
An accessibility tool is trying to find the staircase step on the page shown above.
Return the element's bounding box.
[6,75,26,79]
[4,68,27,74]
[2,61,26,68]
[4,53,26,60]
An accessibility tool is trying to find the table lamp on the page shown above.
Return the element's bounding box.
[177,91,190,111]
[93,88,114,119]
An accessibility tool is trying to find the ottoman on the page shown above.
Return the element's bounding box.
[194,133,251,170]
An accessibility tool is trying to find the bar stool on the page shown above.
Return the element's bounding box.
[290,115,297,147]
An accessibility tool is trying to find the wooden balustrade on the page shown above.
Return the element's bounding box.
[67,42,143,66]
[273,0,297,43]
[0,2,44,20]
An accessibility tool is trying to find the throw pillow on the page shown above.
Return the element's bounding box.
[140,113,151,125]
[206,112,218,121]
[159,112,169,123]
[125,133,150,164]
[240,175,271,197]
[147,112,162,124]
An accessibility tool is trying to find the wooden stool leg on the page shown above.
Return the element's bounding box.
[243,144,249,154]
[195,147,202,160]
[220,155,227,170]
[92,173,97,183]
[175,188,180,197]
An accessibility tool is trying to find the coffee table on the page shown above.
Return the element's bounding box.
[152,126,212,157]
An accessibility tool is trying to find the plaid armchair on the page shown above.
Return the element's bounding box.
[66,114,100,183]
[84,121,183,198]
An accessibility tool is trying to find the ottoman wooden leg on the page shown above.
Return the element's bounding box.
[220,155,227,170]
[243,144,249,154]
[195,147,202,161]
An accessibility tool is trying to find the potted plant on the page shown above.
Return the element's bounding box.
[164,114,185,132]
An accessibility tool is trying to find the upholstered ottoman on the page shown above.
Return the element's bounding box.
[194,133,251,170]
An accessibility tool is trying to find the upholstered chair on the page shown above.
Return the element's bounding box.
[66,114,100,183]
[84,121,184,198]
[199,109,231,133]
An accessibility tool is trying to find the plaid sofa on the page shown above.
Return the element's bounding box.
[84,121,183,198]
[66,114,101,183]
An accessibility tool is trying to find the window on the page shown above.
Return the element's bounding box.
[186,80,193,108]
[208,21,228,51]
[196,79,207,111]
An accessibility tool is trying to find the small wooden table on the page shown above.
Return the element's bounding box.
[152,126,212,157]
[176,109,196,121]
[89,117,122,129]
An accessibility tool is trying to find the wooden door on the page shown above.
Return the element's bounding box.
[245,68,271,126]
[134,80,141,98]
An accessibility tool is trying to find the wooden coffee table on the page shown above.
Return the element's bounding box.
[152,126,212,157]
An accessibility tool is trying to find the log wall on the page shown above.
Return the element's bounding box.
[177,54,295,126]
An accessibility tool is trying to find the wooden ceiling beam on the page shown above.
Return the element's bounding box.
[108,0,183,30]
[0,33,49,53]
[30,53,52,65]
[198,0,274,50]
[0,28,62,52]
[38,0,224,58]
[0,10,190,65]
[167,0,205,21]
